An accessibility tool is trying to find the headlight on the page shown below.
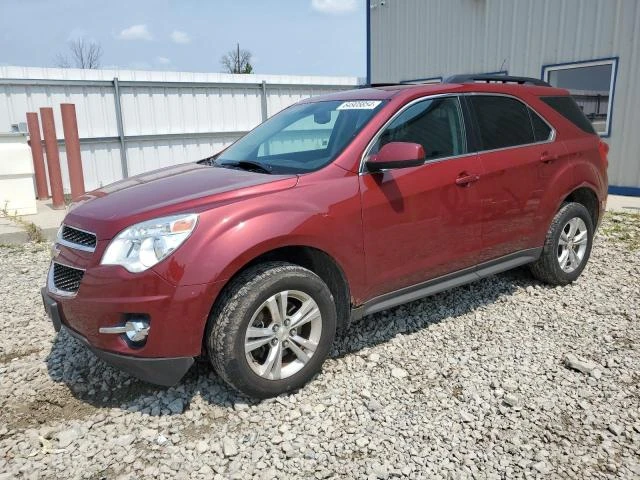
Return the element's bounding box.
[101,213,198,273]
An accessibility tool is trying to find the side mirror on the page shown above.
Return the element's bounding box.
[366,142,425,172]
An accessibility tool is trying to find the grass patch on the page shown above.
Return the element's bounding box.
[599,211,640,250]
[1,202,47,243]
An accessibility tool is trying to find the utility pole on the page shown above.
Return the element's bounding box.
[236,43,240,73]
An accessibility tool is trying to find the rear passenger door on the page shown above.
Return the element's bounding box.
[468,94,564,261]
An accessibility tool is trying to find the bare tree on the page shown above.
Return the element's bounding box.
[220,43,253,74]
[56,38,103,69]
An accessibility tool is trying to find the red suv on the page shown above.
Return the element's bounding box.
[42,75,608,398]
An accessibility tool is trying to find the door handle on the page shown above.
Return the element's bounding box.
[540,151,558,163]
[455,173,480,186]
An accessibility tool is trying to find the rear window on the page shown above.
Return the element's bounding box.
[469,96,535,150]
[540,96,596,135]
[528,108,552,142]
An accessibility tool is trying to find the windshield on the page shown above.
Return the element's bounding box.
[214,100,385,174]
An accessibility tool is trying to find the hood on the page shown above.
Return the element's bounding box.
[64,162,298,239]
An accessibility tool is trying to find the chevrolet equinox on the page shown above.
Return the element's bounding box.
[42,75,609,398]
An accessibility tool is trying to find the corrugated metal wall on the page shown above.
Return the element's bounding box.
[369,0,640,190]
[0,66,358,192]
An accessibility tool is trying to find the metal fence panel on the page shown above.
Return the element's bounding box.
[0,66,358,192]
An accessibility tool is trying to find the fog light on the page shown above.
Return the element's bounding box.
[99,320,150,343]
[125,320,150,342]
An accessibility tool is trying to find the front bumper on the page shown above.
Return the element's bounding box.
[44,253,218,357]
[42,288,194,386]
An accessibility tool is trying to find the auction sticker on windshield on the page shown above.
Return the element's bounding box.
[337,100,382,110]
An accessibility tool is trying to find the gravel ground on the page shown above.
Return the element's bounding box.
[0,212,639,479]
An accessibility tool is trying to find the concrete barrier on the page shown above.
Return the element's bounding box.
[0,132,37,215]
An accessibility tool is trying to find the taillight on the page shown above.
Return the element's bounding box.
[598,140,609,168]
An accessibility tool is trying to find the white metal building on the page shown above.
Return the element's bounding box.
[367,0,640,195]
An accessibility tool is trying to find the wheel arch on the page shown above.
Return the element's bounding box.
[562,185,599,228]
[534,179,602,253]
[205,245,352,345]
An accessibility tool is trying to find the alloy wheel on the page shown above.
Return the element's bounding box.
[557,217,588,273]
[244,290,322,380]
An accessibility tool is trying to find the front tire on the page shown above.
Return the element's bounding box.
[206,262,336,398]
[530,202,594,285]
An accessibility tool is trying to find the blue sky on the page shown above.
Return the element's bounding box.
[0,0,365,77]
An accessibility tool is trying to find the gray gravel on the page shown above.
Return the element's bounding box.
[1,213,639,479]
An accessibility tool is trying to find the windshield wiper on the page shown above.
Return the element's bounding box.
[216,160,273,174]
[197,156,216,166]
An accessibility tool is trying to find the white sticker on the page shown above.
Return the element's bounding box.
[336,100,382,110]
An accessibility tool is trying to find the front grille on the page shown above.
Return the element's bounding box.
[53,263,84,293]
[61,225,97,250]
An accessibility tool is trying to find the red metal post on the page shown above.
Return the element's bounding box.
[25,112,49,199]
[60,103,85,199]
[40,107,65,209]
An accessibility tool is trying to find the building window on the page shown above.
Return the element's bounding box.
[542,58,618,137]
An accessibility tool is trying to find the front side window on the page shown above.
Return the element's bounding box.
[543,58,617,136]
[470,96,535,150]
[215,100,385,174]
[369,96,466,161]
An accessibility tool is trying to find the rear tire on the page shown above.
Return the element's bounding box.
[530,202,594,285]
[206,261,336,398]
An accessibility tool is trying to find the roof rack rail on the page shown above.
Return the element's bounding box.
[367,80,443,87]
[445,74,551,87]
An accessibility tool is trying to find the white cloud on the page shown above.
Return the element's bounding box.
[117,24,153,41]
[311,0,357,14]
[156,56,171,65]
[170,30,191,44]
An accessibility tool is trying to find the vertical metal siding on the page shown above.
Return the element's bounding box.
[370,0,640,189]
[0,66,358,192]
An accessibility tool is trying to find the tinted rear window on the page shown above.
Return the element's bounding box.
[470,96,535,150]
[529,108,552,142]
[540,96,596,135]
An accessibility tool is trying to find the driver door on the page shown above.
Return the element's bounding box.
[359,96,484,299]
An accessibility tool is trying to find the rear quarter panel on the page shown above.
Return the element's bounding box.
[523,92,607,243]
